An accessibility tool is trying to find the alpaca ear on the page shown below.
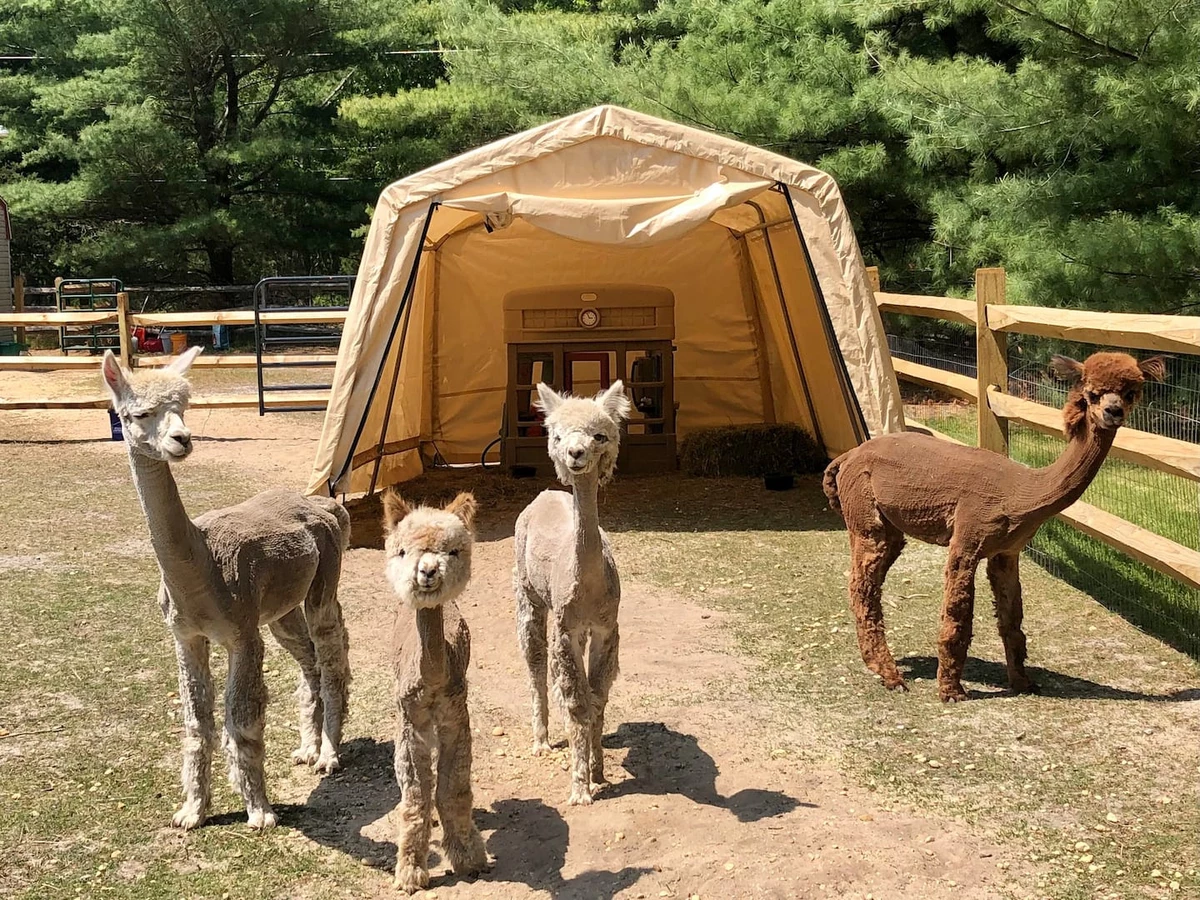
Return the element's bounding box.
[166,345,203,376]
[101,350,129,404]
[598,380,631,423]
[1138,355,1167,382]
[444,492,477,530]
[1048,355,1084,383]
[534,382,564,415]
[381,488,411,531]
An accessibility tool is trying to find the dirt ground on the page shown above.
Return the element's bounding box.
[5,368,1194,900]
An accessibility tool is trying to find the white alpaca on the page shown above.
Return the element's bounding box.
[101,349,351,830]
[514,381,631,806]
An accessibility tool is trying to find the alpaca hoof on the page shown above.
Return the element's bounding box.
[170,801,207,830]
[1011,678,1040,695]
[246,807,278,830]
[291,745,321,767]
[568,784,594,806]
[444,830,489,875]
[314,751,341,774]
[531,740,552,757]
[883,678,908,693]
[939,687,969,703]
[394,864,430,894]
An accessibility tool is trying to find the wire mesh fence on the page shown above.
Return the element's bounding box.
[888,319,1200,657]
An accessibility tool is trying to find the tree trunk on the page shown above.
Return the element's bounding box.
[208,245,235,284]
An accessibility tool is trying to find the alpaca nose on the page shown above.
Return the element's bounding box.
[1104,403,1124,420]
[418,558,440,580]
[568,446,586,460]
[174,430,191,448]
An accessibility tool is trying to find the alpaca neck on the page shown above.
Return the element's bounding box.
[127,450,208,596]
[415,605,447,682]
[571,471,604,575]
[1024,417,1116,519]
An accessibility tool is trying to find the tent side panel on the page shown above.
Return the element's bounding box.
[783,186,904,439]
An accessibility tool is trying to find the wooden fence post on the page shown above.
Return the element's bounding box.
[865,265,881,293]
[13,274,24,345]
[976,267,1008,455]
[117,291,132,368]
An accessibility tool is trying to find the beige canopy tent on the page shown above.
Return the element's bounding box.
[306,105,903,496]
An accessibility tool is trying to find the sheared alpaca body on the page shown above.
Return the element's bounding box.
[824,352,1165,702]
[514,381,631,806]
[102,349,351,830]
[385,492,488,893]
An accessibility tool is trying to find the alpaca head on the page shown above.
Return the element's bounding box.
[101,348,203,461]
[1050,351,1166,437]
[382,490,476,610]
[534,381,632,486]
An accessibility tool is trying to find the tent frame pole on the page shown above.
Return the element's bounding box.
[329,201,440,495]
[776,183,871,444]
[367,279,419,497]
[744,199,825,453]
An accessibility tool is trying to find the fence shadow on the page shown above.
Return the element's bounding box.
[898,655,1200,702]
[601,721,812,822]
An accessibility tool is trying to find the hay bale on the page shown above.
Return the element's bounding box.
[679,424,825,478]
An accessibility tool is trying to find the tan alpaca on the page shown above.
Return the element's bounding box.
[383,490,488,894]
[514,381,632,806]
[101,349,351,830]
[824,351,1165,702]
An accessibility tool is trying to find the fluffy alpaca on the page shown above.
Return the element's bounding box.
[101,349,351,829]
[514,381,632,805]
[824,351,1165,702]
[384,490,488,893]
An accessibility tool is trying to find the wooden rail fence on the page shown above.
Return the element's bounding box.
[870,265,1200,594]
[0,291,344,411]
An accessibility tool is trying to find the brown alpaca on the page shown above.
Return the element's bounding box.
[823,351,1165,702]
[383,490,488,893]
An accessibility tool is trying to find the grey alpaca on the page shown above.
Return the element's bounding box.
[383,490,488,893]
[514,381,632,806]
[101,349,351,830]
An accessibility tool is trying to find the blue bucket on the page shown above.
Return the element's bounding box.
[108,409,123,441]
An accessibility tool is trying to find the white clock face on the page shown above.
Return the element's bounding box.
[579,307,600,328]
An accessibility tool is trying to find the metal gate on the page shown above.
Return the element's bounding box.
[57,278,122,354]
[253,276,352,415]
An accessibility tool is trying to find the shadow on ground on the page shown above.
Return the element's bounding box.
[899,655,1200,702]
[602,721,812,822]
[345,470,841,549]
[286,737,652,897]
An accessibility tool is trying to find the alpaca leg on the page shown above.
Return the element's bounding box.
[586,625,619,789]
[549,623,593,806]
[267,607,323,766]
[516,585,551,755]
[434,692,487,876]
[847,529,906,691]
[305,585,351,774]
[937,549,978,703]
[223,631,275,829]
[171,634,215,830]
[394,703,434,894]
[987,553,1037,694]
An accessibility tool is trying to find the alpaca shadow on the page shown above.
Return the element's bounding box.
[899,655,1200,702]
[279,736,401,873]
[601,721,812,822]
[475,797,652,898]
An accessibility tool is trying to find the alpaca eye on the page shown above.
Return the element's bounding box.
[593,433,608,444]
[1086,391,1099,403]
[398,549,406,558]
[449,549,460,557]
[1125,391,1135,402]
[133,411,149,419]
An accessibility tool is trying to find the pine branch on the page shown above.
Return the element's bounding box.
[995,1,1140,62]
